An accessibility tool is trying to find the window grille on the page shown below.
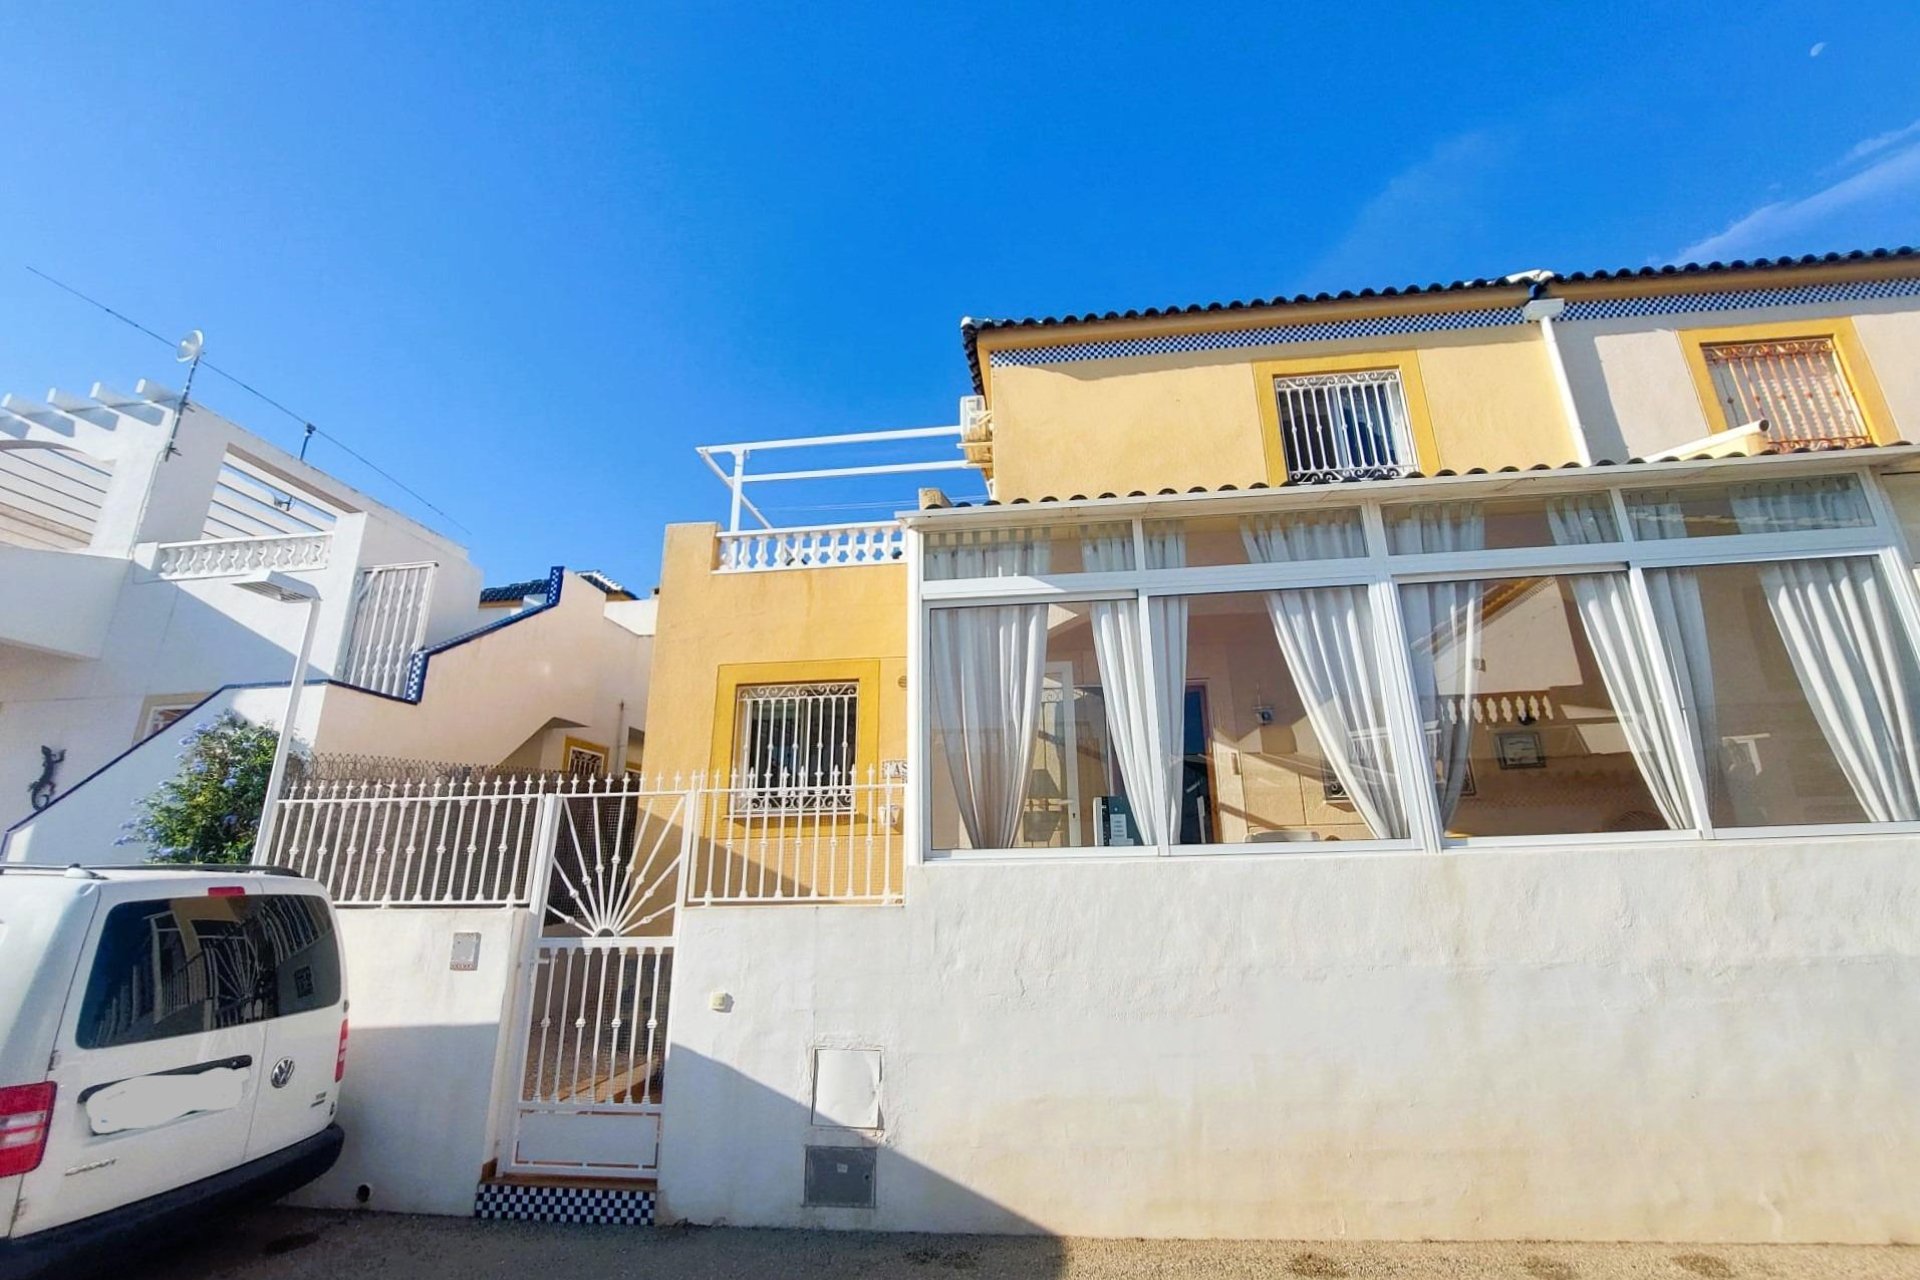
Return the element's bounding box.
[1701,337,1870,448]
[734,681,859,812]
[565,746,606,777]
[1273,370,1416,482]
[341,562,437,697]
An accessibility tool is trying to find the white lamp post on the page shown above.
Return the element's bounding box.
[234,569,322,864]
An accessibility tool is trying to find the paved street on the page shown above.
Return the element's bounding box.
[138,1207,1920,1279]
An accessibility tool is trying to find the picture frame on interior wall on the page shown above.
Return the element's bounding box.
[1495,730,1546,770]
[1322,740,1477,802]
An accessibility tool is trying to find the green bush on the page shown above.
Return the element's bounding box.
[125,713,299,864]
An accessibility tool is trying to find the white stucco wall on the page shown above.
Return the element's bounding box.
[0,383,501,833]
[287,908,530,1216]
[0,545,128,659]
[1,684,327,864]
[662,837,1920,1242]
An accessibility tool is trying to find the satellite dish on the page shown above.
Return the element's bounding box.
[175,330,205,363]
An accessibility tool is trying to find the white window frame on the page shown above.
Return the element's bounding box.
[911,464,1920,862]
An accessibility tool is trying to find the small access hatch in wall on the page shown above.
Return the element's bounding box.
[811,1047,882,1130]
[804,1144,876,1208]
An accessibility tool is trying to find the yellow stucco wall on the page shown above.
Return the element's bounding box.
[982,327,1573,501]
[642,524,911,899]
[644,524,909,776]
[1413,333,1570,471]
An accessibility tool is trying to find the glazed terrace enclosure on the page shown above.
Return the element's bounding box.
[908,462,1920,857]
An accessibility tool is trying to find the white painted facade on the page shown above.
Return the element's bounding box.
[637,274,1920,1242]
[664,837,1920,1242]
[1556,296,1920,462]
[287,908,532,1216]
[0,380,653,862]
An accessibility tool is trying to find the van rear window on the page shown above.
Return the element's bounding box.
[77,894,341,1050]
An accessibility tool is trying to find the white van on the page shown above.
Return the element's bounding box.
[0,865,346,1279]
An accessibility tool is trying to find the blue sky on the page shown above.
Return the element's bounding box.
[2,3,1916,589]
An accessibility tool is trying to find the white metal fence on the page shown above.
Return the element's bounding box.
[716,521,905,572]
[262,776,553,906]
[0,443,112,551]
[261,770,907,908]
[689,769,904,905]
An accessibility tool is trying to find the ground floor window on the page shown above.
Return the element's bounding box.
[1400,573,1686,838]
[1663,557,1920,827]
[921,472,1920,854]
[734,681,859,812]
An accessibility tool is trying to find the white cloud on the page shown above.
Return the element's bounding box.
[1672,126,1920,262]
[1843,117,1920,164]
[1809,41,1826,57]
[1298,131,1506,290]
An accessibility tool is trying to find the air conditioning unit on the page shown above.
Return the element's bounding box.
[959,394,988,440]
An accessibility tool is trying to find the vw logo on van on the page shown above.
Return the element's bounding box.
[270,1058,297,1089]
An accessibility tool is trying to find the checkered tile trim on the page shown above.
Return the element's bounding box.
[1563,277,1920,321]
[984,275,1920,372]
[474,1180,657,1225]
[986,307,1526,368]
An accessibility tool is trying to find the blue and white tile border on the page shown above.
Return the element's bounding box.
[473,1180,657,1226]
[983,277,1920,372]
[1560,276,1920,321]
[985,306,1524,369]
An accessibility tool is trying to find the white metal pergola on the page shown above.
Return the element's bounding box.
[696,424,975,532]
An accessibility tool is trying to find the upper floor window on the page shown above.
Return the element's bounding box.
[1273,369,1416,483]
[734,681,858,812]
[1700,337,1870,449]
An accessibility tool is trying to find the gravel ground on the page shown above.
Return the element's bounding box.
[129,1207,1920,1280]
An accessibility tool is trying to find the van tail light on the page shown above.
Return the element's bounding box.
[0,1082,57,1177]
[207,885,246,897]
[335,1019,349,1083]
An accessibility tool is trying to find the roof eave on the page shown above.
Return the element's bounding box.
[897,443,1920,529]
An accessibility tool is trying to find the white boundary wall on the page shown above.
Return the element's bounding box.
[287,908,531,1216]
[662,835,1920,1242]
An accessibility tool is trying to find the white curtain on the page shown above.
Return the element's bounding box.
[1546,496,1693,829]
[928,534,1052,848]
[1083,524,1187,844]
[1622,496,1722,814]
[1241,513,1408,839]
[1731,480,1920,822]
[1390,504,1484,824]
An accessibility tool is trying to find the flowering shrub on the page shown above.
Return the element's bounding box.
[125,713,300,864]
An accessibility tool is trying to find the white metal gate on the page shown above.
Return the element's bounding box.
[505,940,672,1175]
[501,788,686,1177]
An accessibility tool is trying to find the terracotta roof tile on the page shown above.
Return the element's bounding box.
[959,246,1920,394]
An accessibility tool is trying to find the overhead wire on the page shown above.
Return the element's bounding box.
[24,266,472,535]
